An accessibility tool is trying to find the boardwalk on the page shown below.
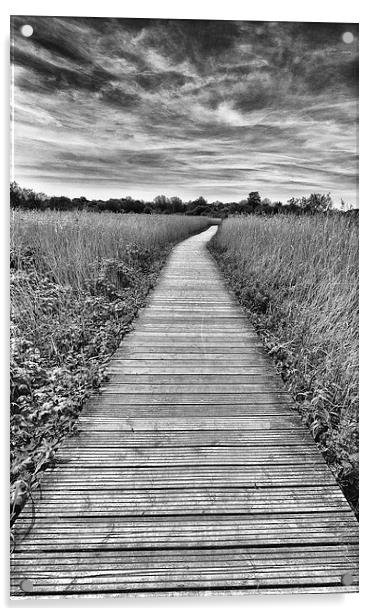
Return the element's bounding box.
[10,225,358,597]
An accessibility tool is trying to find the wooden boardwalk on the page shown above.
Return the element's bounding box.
[10,225,358,597]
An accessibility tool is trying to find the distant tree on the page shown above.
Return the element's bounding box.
[169,196,185,213]
[100,199,116,212]
[119,196,135,213]
[192,196,208,207]
[247,191,262,213]
[228,203,239,215]
[261,198,273,214]
[272,201,284,214]
[286,197,301,213]
[186,205,208,216]
[208,201,224,217]
[300,193,333,214]
[10,181,23,208]
[72,196,88,210]
[229,199,252,215]
[11,182,339,218]
[10,182,48,209]
[131,200,145,213]
[46,196,72,210]
[153,195,170,213]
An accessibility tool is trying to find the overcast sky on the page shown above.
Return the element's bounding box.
[11,17,358,205]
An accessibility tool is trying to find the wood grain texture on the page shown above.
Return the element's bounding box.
[10,225,358,598]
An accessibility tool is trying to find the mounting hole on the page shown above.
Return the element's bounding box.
[341,572,354,586]
[20,579,34,592]
[20,25,33,37]
[342,31,354,44]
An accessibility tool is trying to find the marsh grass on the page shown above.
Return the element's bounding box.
[10,210,214,521]
[209,214,358,514]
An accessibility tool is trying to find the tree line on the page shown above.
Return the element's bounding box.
[10,182,357,217]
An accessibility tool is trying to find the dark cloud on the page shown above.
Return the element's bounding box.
[71,17,153,34]
[288,22,359,46]
[99,84,140,109]
[142,19,241,66]
[293,50,359,96]
[232,82,275,113]
[12,46,116,94]
[126,152,168,167]
[17,18,90,64]
[136,71,193,91]
[11,16,359,205]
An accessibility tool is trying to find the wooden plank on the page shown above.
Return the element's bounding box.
[11,543,358,560]
[55,446,323,466]
[109,360,272,367]
[123,345,264,351]
[117,335,261,342]
[126,334,259,340]
[107,374,279,384]
[74,416,310,430]
[113,354,269,361]
[108,366,273,374]
[124,340,262,345]
[98,384,287,394]
[37,465,337,489]
[81,394,292,405]
[10,577,359,597]
[116,350,266,357]
[81,403,296,416]
[12,514,359,553]
[18,486,351,518]
[63,429,313,446]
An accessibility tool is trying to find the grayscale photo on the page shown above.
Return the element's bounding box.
[10,15,358,598]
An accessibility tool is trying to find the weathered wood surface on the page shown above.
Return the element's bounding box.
[10,225,358,598]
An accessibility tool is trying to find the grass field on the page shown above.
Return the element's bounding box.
[209,214,359,514]
[10,210,215,520]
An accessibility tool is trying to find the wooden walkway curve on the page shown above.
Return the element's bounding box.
[10,225,358,597]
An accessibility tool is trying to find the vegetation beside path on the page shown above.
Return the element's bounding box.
[10,210,215,521]
[209,214,359,515]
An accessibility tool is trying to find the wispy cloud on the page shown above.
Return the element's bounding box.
[11,17,358,205]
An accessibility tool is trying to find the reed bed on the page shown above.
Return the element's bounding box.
[209,214,359,514]
[10,210,214,519]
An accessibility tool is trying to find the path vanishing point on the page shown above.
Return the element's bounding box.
[11,225,358,598]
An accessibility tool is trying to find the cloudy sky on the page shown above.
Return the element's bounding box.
[11,17,358,205]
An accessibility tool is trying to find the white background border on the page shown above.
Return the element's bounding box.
[2,1,371,614]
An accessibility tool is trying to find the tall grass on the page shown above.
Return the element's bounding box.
[10,210,214,289]
[209,214,358,514]
[10,210,215,520]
